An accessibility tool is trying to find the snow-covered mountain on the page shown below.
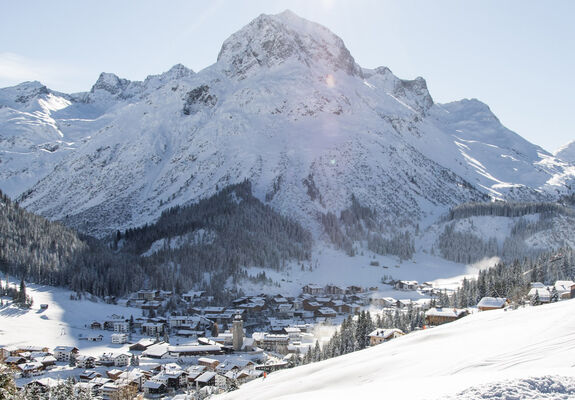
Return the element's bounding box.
[555,140,575,163]
[1,10,573,237]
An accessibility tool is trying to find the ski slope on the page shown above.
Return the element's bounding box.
[216,300,575,400]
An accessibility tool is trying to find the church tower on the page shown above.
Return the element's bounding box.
[232,314,244,351]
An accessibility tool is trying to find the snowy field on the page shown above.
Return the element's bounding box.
[240,245,497,296]
[0,279,142,356]
[216,300,575,400]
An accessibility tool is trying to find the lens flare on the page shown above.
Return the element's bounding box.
[325,74,335,88]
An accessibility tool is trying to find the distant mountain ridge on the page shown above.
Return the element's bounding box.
[0,10,573,239]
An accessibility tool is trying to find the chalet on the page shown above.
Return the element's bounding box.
[396,299,413,309]
[106,368,124,380]
[143,380,167,397]
[141,300,162,310]
[136,290,157,301]
[25,378,59,394]
[182,290,206,303]
[86,334,104,342]
[18,361,44,377]
[325,284,345,295]
[152,366,188,389]
[302,284,324,295]
[33,355,57,368]
[394,280,418,291]
[302,300,321,312]
[187,365,207,385]
[198,357,221,370]
[129,338,156,351]
[195,371,217,387]
[425,307,469,326]
[368,328,405,346]
[119,368,148,391]
[111,333,128,344]
[99,352,130,367]
[53,346,79,362]
[342,303,361,314]
[4,356,27,367]
[76,355,96,369]
[477,297,508,311]
[554,280,575,299]
[346,285,363,294]
[371,297,397,308]
[315,307,337,318]
[79,370,102,382]
[528,287,551,303]
[90,321,102,330]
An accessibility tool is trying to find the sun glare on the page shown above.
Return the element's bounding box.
[325,74,335,88]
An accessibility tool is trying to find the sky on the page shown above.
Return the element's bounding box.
[0,0,573,152]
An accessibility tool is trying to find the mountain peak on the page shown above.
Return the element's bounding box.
[90,72,131,95]
[216,10,362,79]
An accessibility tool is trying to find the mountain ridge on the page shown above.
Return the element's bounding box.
[1,10,573,239]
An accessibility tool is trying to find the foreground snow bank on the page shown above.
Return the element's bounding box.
[444,376,575,400]
[216,300,575,400]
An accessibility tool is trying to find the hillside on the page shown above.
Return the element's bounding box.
[217,300,575,400]
[0,11,572,239]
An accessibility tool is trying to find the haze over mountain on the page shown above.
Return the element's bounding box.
[1,10,573,238]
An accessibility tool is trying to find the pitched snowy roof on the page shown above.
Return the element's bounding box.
[368,328,404,339]
[196,371,217,383]
[477,297,507,309]
[425,308,468,318]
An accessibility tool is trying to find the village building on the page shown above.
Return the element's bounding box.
[111,333,128,344]
[129,338,156,352]
[142,343,170,359]
[302,284,324,295]
[76,355,97,369]
[53,346,79,362]
[425,307,469,326]
[18,361,44,377]
[99,352,130,367]
[477,297,508,311]
[528,287,551,303]
[79,370,102,382]
[368,328,405,346]
[142,322,165,336]
[195,371,217,388]
[168,344,223,357]
[113,320,129,333]
[143,380,167,397]
[394,280,419,291]
[554,280,575,299]
[33,355,57,369]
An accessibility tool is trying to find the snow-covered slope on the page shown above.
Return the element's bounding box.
[1,11,573,236]
[555,140,575,163]
[216,300,575,400]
